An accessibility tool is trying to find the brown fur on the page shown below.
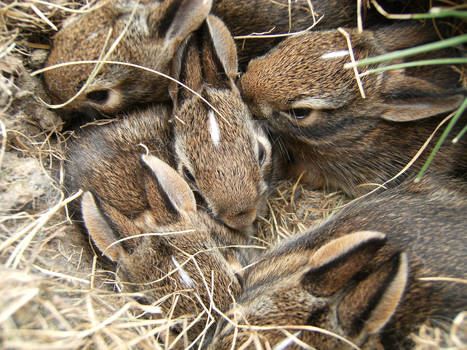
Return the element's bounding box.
[211,0,358,66]
[209,175,467,349]
[239,23,466,197]
[64,105,176,238]
[65,15,275,234]
[80,156,248,344]
[44,0,213,116]
[170,16,275,231]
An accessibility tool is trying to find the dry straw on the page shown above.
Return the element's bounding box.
[0,1,465,349]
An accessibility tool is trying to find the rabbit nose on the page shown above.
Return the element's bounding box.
[220,207,257,230]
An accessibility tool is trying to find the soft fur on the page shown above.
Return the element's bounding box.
[209,176,467,349]
[240,23,466,197]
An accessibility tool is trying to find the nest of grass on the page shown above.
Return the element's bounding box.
[0,1,465,349]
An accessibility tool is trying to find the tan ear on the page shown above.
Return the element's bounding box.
[302,231,387,296]
[141,154,197,215]
[337,252,408,336]
[378,73,464,121]
[206,15,238,80]
[161,0,213,50]
[169,34,203,107]
[379,94,464,122]
[81,191,125,262]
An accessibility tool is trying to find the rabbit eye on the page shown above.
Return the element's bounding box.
[289,108,311,120]
[86,90,109,104]
[258,142,266,166]
[182,166,196,185]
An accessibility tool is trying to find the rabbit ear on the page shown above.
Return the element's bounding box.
[81,191,126,262]
[141,154,197,215]
[301,231,387,296]
[375,72,464,122]
[169,34,203,107]
[169,14,238,107]
[205,15,238,82]
[155,0,212,49]
[337,252,408,336]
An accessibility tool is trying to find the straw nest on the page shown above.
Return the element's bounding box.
[0,1,465,349]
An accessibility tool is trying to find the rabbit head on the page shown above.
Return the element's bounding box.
[169,15,274,232]
[210,231,408,349]
[240,24,463,124]
[80,154,243,339]
[239,24,465,195]
[44,0,213,117]
[64,104,177,231]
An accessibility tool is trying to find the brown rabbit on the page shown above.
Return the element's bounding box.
[80,154,247,344]
[209,175,467,349]
[65,15,275,232]
[169,15,275,231]
[44,0,213,117]
[239,23,466,197]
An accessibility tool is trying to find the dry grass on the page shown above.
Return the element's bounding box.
[0,1,465,349]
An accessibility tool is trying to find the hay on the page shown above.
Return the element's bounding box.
[0,1,465,349]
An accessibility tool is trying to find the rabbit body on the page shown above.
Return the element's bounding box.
[210,175,467,349]
[239,24,466,197]
[211,0,358,66]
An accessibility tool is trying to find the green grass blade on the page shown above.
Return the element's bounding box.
[412,9,467,19]
[415,98,467,182]
[360,58,467,76]
[452,125,467,144]
[345,35,467,69]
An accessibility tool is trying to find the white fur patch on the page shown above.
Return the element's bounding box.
[320,50,349,59]
[273,331,302,350]
[171,256,196,288]
[208,110,221,147]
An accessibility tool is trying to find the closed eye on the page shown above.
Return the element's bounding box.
[182,166,196,185]
[258,141,266,166]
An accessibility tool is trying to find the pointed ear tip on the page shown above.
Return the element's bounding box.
[399,251,409,270]
[361,230,386,241]
[82,191,95,207]
[140,153,149,162]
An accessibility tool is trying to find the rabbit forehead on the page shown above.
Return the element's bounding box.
[241,32,368,111]
[174,90,260,170]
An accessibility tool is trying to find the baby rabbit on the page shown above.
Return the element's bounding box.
[169,15,274,231]
[65,15,274,232]
[44,0,213,117]
[210,175,467,349]
[240,23,466,197]
[80,154,246,344]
